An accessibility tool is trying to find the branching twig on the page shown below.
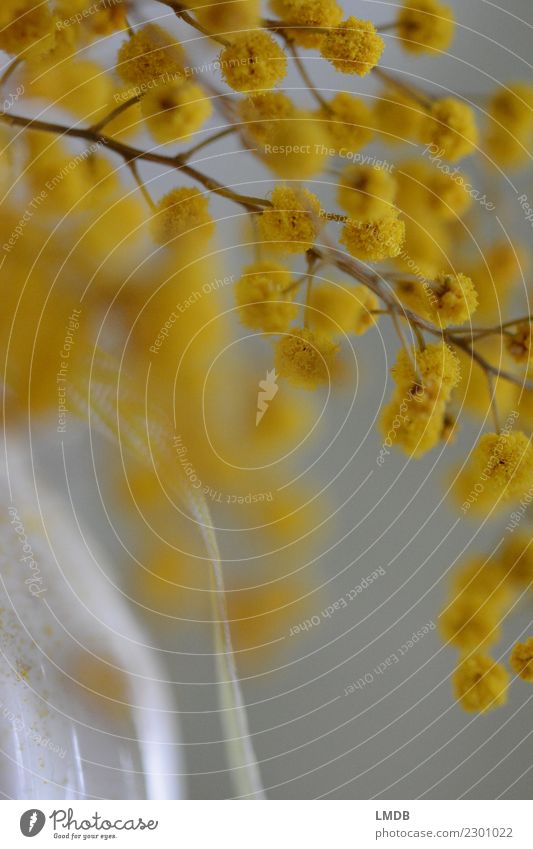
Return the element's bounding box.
[373,67,432,108]
[285,39,330,111]
[0,110,269,210]
[2,108,530,391]
[91,94,142,134]
[127,158,156,210]
[180,125,236,161]
[158,0,231,47]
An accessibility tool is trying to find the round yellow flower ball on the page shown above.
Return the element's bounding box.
[238,92,296,143]
[258,186,321,253]
[275,327,339,388]
[270,0,343,48]
[340,211,405,261]
[396,0,454,55]
[219,31,287,91]
[259,116,329,178]
[117,24,184,87]
[320,16,385,76]
[422,97,478,161]
[319,93,373,153]
[141,81,212,143]
[235,261,298,332]
[337,165,397,221]
[509,638,533,682]
[151,187,215,246]
[452,654,509,712]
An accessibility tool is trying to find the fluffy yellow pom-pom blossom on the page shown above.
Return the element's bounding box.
[194,0,261,36]
[396,0,455,55]
[340,211,405,261]
[337,165,397,221]
[116,24,184,87]
[509,638,533,682]
[24,134,90,213]
[438,556,512,652]
[352,287,381,335]
[379,342,461,458]
[82,193,146,261]
[373,89,424,144]
[484,84,533,166]
[422,98,478,161]
[485,128,528,168]
[378,395,447,458]
[141,80,212,143]
[498,535,533,589]
[318,93,373,153]
[257,186,321,253]
[320,17,385,76]
[0,0,56,58]
[275,328,339,388]
[452,655,509,712]
[439,596,503,651]
[270,0,343,48]
[392,342,461,400]
[460,431,533,504]
[397,271,478,327]
[451,557,512,608]
[260,116,329,178]
[238,92,296,142]
[396,159,473,220]
[308,283,379,337]
[488,83,533,138]
[150,187,215,246]
[465,242,525,322]
[505,321,532,366]
[219,31,287,91]
[235,261,298,332]
[27,59,114,123]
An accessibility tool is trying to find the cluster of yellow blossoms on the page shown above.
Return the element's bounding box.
[0,0,531,702]
[440,535,533,711]
[379,342,461,458]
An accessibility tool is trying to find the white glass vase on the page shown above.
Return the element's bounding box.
[0,439,184,800]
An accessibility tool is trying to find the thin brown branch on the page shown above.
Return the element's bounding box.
[262,18,331,37]
[445,334,531,391]
[0,110,269,210]
[485,370,501,433]
[180,125,236,161]
[90,94,142,133]
[157,0,231,47]
[285,39,330,111]
[303,254,318,328]
[452,314,533,338]
[127,158,156,211]
[391,309,423,382]
[1,107,529,394]
[310,243,533,392]
[373,67,432,108]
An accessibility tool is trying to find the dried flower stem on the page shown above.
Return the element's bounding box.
[127,158,156,210]
[91,94,142,134]
[285,38,330,111]
[159,0,232,47]
[2,111,530,397]
[180,125,237,160]
[373,66,433,108]
[0,111,269,210]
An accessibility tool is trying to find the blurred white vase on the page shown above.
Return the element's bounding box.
[0,438,184,800]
